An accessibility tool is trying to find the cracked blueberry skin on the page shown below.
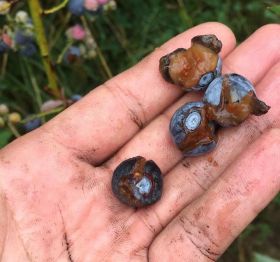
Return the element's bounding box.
[204,73,270,127]
[111,156,163,208]
[169,101,218,157]
[159,34,222,92]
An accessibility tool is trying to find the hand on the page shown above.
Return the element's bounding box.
[0,22,279,262]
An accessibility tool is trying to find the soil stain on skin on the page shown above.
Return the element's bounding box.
[207,156,219,167]
[182,161,191,168]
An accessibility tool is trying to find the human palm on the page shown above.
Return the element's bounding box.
[0,23,280,262]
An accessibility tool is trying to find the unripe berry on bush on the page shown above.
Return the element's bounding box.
[8,112,21,124]
[0,33,12,54]
[0,1,10,15]
[0,104,9,115]
[67,24,86,40]
[15,10,29,24]
[84,0,99,11]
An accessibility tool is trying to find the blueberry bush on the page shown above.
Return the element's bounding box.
[0,0,279,261]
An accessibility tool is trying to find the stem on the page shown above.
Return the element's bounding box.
[7,122,21,138]
[56,40,73,64]
[42,0,69,15]
[20,106,65,124]
[24,61,46,123]
[176,0,193,27]
[81,16,113,78]
[27,0,61,99]
[0,53,8,77]
[104,15,132,58]
[49,12,71,50]
[25,61,43,109]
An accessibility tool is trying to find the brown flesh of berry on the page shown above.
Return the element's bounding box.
[206,77,270,126]
[168,44,218,89]
[178,107,217,152]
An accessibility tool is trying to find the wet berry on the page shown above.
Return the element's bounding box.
[159,34,222,91]
[203,73,270,127]
[169,101,217,156]
[111,156,163,208]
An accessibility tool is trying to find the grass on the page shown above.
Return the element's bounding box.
[0,0,279,261]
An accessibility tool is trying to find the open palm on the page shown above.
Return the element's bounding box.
[0,22,280,262]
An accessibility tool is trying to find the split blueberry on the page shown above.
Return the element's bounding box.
[159,34,222,91]
[204,73,270,127]
[111,156,163,208]
[169,101,217,156]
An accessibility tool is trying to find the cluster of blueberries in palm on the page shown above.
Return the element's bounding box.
[68,0,116,16]
[160,34,270,156]
[0,11,37,56]
[111,34,270,209]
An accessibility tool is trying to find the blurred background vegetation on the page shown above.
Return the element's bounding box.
[0,0,279,261]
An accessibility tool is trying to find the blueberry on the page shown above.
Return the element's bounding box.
[64,46,81,64]
[169,101,217,156]
[204,73,270,127]
[68,0,86,16]
[14,31,34,45]
[0,40,10,54]
[111,156,163,208]
[159,34,222,92]
[19,42,37,57]
[23,118,41,132]
[70,94,82,102]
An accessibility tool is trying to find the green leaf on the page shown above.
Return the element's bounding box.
[268,5,280,16]
[0,129,12,148]
[253,252,280,262]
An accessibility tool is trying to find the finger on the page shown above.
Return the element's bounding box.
[223,24,280,82]
[149,128,280,262]
[106,24,280,178]
[42,22,236,165]
[103,25,280,242]
[149,59,280,225]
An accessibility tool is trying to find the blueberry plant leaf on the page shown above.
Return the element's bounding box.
[0,129,12,148]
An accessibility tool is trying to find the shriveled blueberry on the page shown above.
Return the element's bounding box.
[159,34,222,91]
[169,101,217,156]
[111,156,163,208]
[204,73,270,127]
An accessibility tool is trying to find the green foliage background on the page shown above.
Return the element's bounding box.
[0,0,279,261]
